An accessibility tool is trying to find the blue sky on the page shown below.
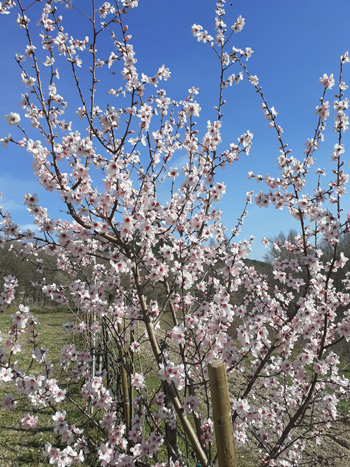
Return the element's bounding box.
[1,0,350,259]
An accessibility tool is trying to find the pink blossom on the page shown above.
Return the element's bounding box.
[21,413,39,430]
[319,73,335,89]
[131,373,145,389]
[183,395,199,414]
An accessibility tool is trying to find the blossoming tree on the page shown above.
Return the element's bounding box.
[1,0,350,466]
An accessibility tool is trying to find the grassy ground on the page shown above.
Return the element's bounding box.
[0,306,75,467]
[0,305,348,466]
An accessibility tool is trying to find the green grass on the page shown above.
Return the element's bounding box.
[0,305,75,466]
[5,305,344,467]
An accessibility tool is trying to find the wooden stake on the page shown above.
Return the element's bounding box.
[117,321,130,434]
[208,360,237,467]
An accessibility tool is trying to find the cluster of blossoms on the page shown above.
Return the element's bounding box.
[0,0,350,466]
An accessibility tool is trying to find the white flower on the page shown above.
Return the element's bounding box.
[4,112,20,126]
[341,51,350,63]
[184,101,201,118]
[0,367,13,382]
[319,73,335,90]
[131,373,145,389]
[167,167,179,180]
[43,56,55,66]
[0,133,11,147]
[248,75,259,87]
[21,71,36,88]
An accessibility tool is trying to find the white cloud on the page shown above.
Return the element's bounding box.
[20,223,39,233]
[0,198,24,211]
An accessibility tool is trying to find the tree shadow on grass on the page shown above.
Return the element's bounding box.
[0,426,54,466]
[0,424,53,433]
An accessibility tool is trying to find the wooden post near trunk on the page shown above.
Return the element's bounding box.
[208,360,237,467]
